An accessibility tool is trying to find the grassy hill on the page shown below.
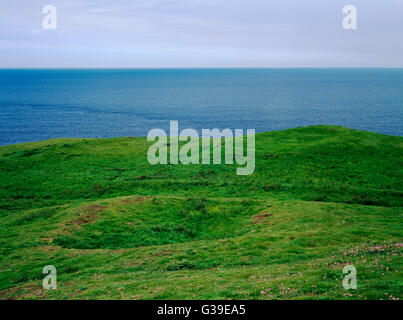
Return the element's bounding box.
[0,125,402,299]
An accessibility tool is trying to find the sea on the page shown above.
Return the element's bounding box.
[0,68,402,145]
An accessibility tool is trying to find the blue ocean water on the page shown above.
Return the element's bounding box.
[0,68,402,145]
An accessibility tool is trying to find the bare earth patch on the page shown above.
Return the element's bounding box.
[70,204,107,226]
[253,210,272,225]
[119,196,148,204]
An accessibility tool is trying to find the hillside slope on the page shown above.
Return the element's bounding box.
[0,126,402,299]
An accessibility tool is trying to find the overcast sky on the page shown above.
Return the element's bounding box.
[0,0,402,68]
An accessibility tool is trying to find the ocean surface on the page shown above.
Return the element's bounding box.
[0,68,402,145]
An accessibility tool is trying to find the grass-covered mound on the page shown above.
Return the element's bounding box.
[0,125,402,299]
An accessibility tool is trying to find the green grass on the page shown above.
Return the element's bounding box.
[0,125,402,300]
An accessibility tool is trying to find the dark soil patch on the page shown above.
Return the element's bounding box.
[253,210,272,224]
[70,204,107,225]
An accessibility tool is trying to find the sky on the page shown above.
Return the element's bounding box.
[0,0,402,68]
